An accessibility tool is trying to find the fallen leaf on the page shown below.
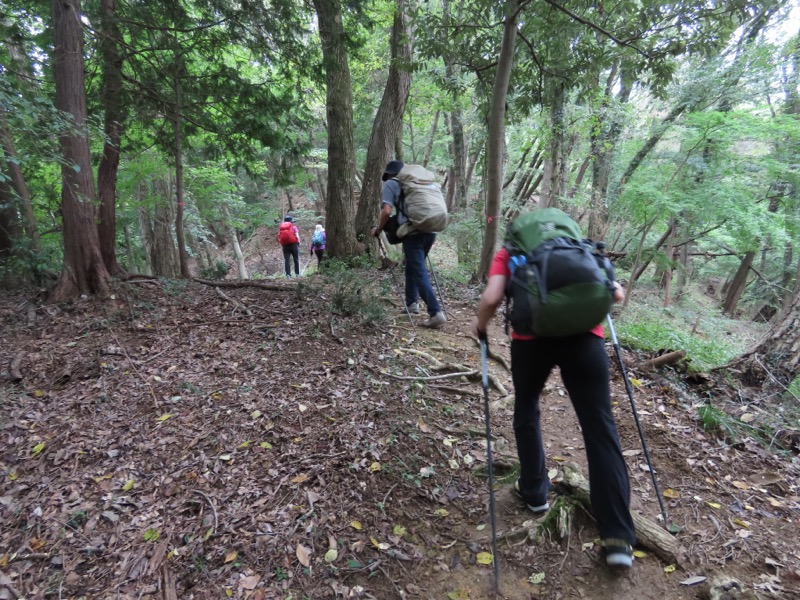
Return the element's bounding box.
[350,521,362,530]
[32,442,46,455]
[732,480,749,490]
[633,550,647,558]
[442,437,458,447]
[238,440,251,449]
[434,508,449,517]
[705,501,721,509]
[251,410,262,419]
[239,575,260,590]
[370,536,389,550]
[156,414,173,422]
[298,404,308,412]
[664,564,676,574]
[740,413,755,423]
[528,572,546,584]
[296,544,311,567]
[219,454,232,461]
[324,549,338,563]
[662,488,680,499]
[291,473,310,484]
[447,589,470,600]
[630,378,642,387]
[476,552,493,565]
[224,550,237,563]
[259,441,273,449]
[123,479,135,491]
[418,420,431,433]
[680,575,707,586]
[733,519,750,529]
[448,459,459,469]
[370,462,381,472]
[393,525,407,537]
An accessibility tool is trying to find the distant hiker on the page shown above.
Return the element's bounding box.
[470,207,636,569]
[310,224,327,266]
[278,215,301,277]
[371,160,448,329]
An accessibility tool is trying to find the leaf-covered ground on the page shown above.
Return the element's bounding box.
[1,257,799,599]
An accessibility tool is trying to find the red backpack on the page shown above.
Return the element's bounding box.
[278,222,298,245]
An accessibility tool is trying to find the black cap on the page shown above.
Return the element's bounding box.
[382,160,404,181]
[284,215,293,222]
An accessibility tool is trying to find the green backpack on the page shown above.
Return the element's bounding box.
[505,208,614,337]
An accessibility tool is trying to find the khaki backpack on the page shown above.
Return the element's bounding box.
[394,164,448,238]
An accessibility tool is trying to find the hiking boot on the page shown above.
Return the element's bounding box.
[402,302,420,315]
[421,311,447,329]
[514,479,550,514]
[602,539,634,569]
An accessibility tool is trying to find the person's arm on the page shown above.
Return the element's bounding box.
[371,203,393,237]
[471,274,507,338]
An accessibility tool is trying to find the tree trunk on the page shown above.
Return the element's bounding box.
[0,178,19,258]
[123,224,138,273]
[539,81,566,209]
[354,0,412,244]
[96,0,124,275]
[0,112,39,251]
[721,251,755,316]
[443,0,468,214]
[50,0,111,301]
[727,292,800,389]
[661,218,677,307]
[313,0,360,258]
[421,110,439,168]
[150,177,180,278]
[477,0,518,281]
[224,206,248,279]
[173,83,191,278]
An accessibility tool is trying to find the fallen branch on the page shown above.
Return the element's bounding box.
[191,489,219,535]
[9,352,24,382]
[162,565,178,600]
[194,277,295,291]
[469,335,511,372]
[640,350,686,370]
[214,286,253,316]
[377,369,477,382]
[430,385,482,397]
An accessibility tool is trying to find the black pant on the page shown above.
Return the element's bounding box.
[314,248,325,266]
[511,333,636,545]
[282,243,299,276]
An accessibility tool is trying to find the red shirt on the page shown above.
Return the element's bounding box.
[490,248,604,340]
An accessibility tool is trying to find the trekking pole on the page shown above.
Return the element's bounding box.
[478,331,501,595]
[606,314,669,529]
[426,255,447,315]
[300,255,313,276]
[377,236,415,327]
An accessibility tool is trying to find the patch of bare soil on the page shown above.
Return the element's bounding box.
[1,271,798,600]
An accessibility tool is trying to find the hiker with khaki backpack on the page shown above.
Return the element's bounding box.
[470,207,637,569]
[371,160,448,329]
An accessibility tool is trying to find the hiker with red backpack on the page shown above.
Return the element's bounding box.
[470,208,637,570]
[277,215,301,277]
[371,160,448,329]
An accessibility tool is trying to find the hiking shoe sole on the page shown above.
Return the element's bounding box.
[602,540,634,569]
[514,479,549,514]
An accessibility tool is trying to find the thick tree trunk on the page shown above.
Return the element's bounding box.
[150,178,180,278]
[96,0,124,275]
[477,0,518,281]
[443,0,468,213]
[354,0,412,243]
[50,0,111,301]
[313,0,360,258]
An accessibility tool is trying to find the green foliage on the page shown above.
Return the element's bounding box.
[325,258,387,325]
[698,404,737,440]
[199,260,229,280]
[614,311,746,373]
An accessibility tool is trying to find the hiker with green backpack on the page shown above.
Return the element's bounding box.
[470,207,637,569]
[371,160,448,329]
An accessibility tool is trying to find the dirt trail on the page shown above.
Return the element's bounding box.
[0,270,797,599]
